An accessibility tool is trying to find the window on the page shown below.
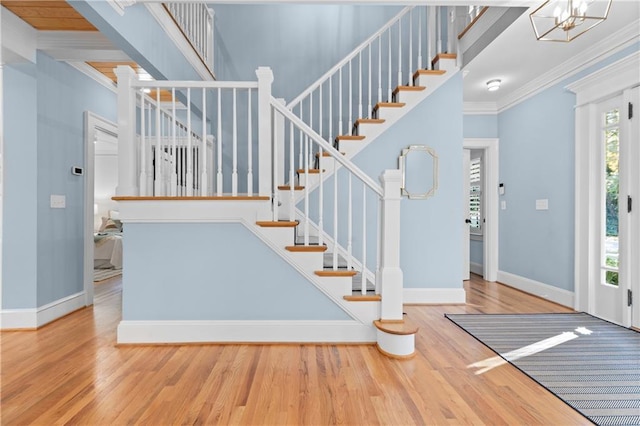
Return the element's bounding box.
[601,107,619,286]
[469,156,482,235]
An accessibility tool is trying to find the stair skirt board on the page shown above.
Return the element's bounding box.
[117,320,377,344]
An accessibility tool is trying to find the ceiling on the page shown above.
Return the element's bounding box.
[1,1,96,31]
[463,0,640,110]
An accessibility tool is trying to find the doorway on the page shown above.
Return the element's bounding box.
[463,138,499,282]
[83,112,118,306]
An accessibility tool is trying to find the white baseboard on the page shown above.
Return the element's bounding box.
[497,270,574,308]
[403,288,466,304]
[117,320,376,344]
[470,262,484,276]
[1,292,86,330]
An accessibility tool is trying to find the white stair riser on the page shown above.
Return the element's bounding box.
[376,106,405,122]
[256,227,295,248]
[286,251,324,271]
[335,141,363,157]
[355,123,384,139]
[298,173,320,188]
[433,58,457,73]
[317,156,336,173]
[315,276,354,297]
[394,90,425,104]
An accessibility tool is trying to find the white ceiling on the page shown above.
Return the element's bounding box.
[462,0,640,110]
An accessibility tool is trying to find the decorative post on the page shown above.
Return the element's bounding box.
[378,169,404,321]
[115,65,139,196]
[256,67,274,197]
[274,98,286,188]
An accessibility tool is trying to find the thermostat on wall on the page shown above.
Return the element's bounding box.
[71,166,84,176]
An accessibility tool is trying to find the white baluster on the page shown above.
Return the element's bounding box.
[428,6,435,69]
[361,188,367,295]
[186,88,193,196]
[298,104,303,171]
[378,35,382,104]
[332,167,338,270]
[329,76,333,146]
[319,82,323,141]
[309,93,314,162]
[147,101,152,193]
[171,88,177,196]
[409,9,413,86]
[216,88,222,195]
[358,52,362,120]
[437,6,442,54]
[368,44,372,118]
[272,108,279,221]
[447,7,454,54]
[398,19,402,90]
[338,68,343,136]
[304,135,309,245]
[232,88,238,195]
[347,174,353,271]
[289,121,295,221]
[247,89,253,195]
[155,88,162,196]
[318,146,324,247]
[139,93,147,196]
[201,87,208,196]
[387,30,392,102]
[349,60,353,130]
[418,7,423,70]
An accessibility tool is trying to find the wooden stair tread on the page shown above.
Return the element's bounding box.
[412,69,446,80]
[335,135,366,141]
[296,169,324,174]
[278,185,304,191]
[285,245,328,252]
[373,318,419,335]
[314,270,358,277]
[315,151,345,157]
[355,118,385,125]
[392,86,426,96]
[256,221,298,228]
[372,102,405,112]
[431,53,457,67]
[344,294,381,302]
[112,195,270,201]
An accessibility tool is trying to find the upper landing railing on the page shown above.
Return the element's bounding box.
[164,2,215,76]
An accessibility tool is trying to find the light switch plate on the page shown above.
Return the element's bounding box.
[501,200,506,210]
[536,199,549,210]
[50,195,66,209]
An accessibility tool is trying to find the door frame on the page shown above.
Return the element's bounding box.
[83,112,118,306]
[568,52,639,328]
[463,138,499,282]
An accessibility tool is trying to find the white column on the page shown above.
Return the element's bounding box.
[0,5,4,310]
[378,169,403,321]
[115,65,139,196]
[256,67,274,197]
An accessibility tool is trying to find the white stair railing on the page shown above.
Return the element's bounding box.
[164,2,215,74]
[116,65,274,198]
[286,6,457,171]
[271,99,402,309]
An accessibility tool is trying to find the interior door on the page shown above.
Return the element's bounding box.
[462,149,470,281]
[593,94,634,325]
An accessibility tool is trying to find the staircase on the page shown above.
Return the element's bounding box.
[113,4,463,358]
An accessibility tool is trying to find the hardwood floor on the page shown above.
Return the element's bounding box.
[0,275,590,425]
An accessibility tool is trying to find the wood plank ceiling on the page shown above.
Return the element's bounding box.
[1,0,173,102]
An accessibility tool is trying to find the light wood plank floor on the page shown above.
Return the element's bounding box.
[1,275,591,425]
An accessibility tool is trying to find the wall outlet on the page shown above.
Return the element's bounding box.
[501,200,506,210]
[536,199,549,210]
[50,195,66,209]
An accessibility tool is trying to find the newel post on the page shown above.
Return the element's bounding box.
[115,65,139,196]
[256,67,274,197]
[378,169,404,321]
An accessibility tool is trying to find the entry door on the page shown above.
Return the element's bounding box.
[593,93,636,325]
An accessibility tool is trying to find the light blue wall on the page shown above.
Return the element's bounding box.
[497,43,640,292]
[2,52,117,309]
[464,114,498,138]
[2,64,38,309]
[122,223,350,320]
[354,74,464,289]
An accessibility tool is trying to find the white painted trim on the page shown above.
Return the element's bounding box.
[84,112,118,307]
[1,292,86,329]
[69,62,117,93]
[134,1,539,6]
[463,138,499,282]
[37,31,130,62]
[117,320,376,344]
[463,102,498,115]
[403,288,466,304]
[376,329,415,357]
[497,20,640,113]
[566,51,640,106]
[0,6,4,313]
[470,261,484,276]
[144,3,215,81]
[497,270,574,308]
[1,6,37,64]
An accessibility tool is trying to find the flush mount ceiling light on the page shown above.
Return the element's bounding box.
[486,79,502,91]
[530,0,612,42]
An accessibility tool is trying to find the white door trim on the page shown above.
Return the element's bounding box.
[463,138,499,282]
[462,149,471,280]
[84,112,118,306]
[567,52,639,328]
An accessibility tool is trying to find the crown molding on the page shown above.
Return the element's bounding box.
[463,101,498,115]
[497,19,640,113]
[67,61,117,93]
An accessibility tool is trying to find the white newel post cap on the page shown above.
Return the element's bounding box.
[380,169,403,199]
[255,67,274,85]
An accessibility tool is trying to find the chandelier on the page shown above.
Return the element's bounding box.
[530,0,613,42]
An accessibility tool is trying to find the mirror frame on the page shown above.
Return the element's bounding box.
[399,145,439,200]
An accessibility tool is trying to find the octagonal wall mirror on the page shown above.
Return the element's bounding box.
[399,145,438,200]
